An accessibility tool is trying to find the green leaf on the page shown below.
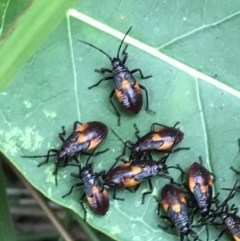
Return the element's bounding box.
[1,1,240,241]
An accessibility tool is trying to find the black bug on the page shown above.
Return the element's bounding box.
[111,122,189,161]
[158,184,202,241]
[187,157,219,218]
[79,27,154,126]
[199,181,240,241]
[62,158,109,221]
[22,121,109,185]
[104,153,183,203]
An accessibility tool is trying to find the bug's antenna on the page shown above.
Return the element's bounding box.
[117,26,132,59]
[78,40,112,62]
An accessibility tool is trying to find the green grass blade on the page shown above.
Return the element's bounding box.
[0,0,77,91]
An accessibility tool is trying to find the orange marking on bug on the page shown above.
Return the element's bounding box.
[75,123,88,132]
[152,133,161,141]
[156,142,174,151]
[115,79,131,101]
[161,199,169,212]
[92,185,100,194]
[102,189,109,199]
[123,179,140,187]
[88,138,102,150]
[123,165,142,187]
[151,132,174,151]
[134,82,141,94]
[115,89,123,102]
[179,193,187,204]
[233,234,240,241]
[171,203,182,213]
[121,163,131,167]
[77,134,89,143]
[208,178,213,186]
[188,176,196,193]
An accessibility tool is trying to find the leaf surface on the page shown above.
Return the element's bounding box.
[1,1,240,240]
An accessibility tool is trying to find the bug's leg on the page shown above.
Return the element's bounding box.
[130,68,152,79]
[62,182,83,198]
[126,184,141,194]
[88,76,113,90]
[141,179,153,204]
[52,162,60,186]
[113,187,124,201]
[73,121,83,130]
[52,157,69,186]
[156,200,161,216]
[157,173,174,184]
[167,164,186,182]
[79,193,87,221]
[139,84,155,115]
[231,166,240,175]
[109,89,121,126]
[158,222,174,230]
[164,147,190,153]
[215,228,227,241]
[122,45,128,64]
[95,68,112,74]
[37,149,59,167]
[72,155,80,164]
[82,148,109,157]
[106,157,128,177]
[58,126,66,142]
[133,123,141,139]
[110,127,133,159]
[150,122,171,131]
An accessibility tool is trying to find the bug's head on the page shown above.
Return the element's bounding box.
[111,58,122,68]
[157,161,167,171]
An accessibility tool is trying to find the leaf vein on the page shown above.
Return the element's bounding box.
[158,10,240,49]
[67,14,81,121]
[68,9,240,99]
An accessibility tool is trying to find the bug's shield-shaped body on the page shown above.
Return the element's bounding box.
[105,160,164,187]
[132,127,184,154]
[114,69,142,114]
[161,184,190,234]
[59,121,108,158]
[188,162,213,216]
[82,167,109,215]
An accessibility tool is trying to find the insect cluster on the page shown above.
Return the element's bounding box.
[22,27,240,241]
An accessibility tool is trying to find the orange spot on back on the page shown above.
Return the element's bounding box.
[171,203,181,213]
[161,199,169,212]
[233,234,240,241]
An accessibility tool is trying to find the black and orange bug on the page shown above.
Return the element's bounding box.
[199,181,240,241]
[111,122,189,160]
[22,121,109,185]
[104,153,183,203]
[79,27,154,126]
[188,157,219,218]
[62,158,109,221]
[158,184,201,241]
[216,212,240,241]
